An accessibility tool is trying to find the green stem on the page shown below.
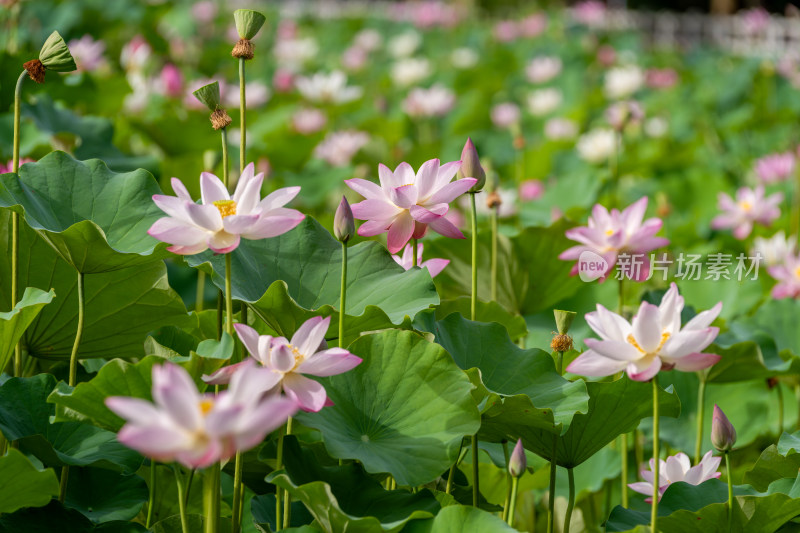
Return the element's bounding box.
[792,162,800,237]
[221,127,229,189]
[224,254,233,337]
[283,417,294,529]
[175,468,190,533]
[547,434,558,533]
[470,434,479,507]
[469,192,479,507]
[795,384,800,431]
[651,377,660,531]
[239,58,246,174]
[490,209,498,302]
[11,70,26,378]
[412,238,418,267]
[59,465,69,503]
[445,439,464,495]
[777,382,785,437]
[564,467,575,533]
[507,476,519,526]
[231,451,243,533]
[556,351,563,377]
[470,193,478,320]
[275,425,285,530]
[146,462,157,528]
[621,433,629,507]
[340,242,347,348]
[204,463,220,533]
[185,469,195,509]
[725,451,733,532]
[501,441,511,521]
[68,271,85,387]
[196,271,205,312]
[695,378,707,463]
[612,131,622,208]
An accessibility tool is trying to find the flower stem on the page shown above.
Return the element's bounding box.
[221,127,229,190]
[777,382,785,438]
[725,451,733,532]
[11,70,26,378]
[146,462,157,529]
[695,377,707,463]
[547,434,558,533]
[339,241,347,347]
[175,468,190,533]
[564,467,575,533]
[470,193,478,320]
[507,476,519,526]
[275,425,285,530]
[195,271,205,312]
[239,58,246,174]
[501,441,511,521]
[618,277,629,508]
[67,271,85,388]
[469,191,479,507]
[651,376,660,531]
[490,209,498,302]
[412,238,418,267]
[204,463,220,533]
[231,451,243,533]
[224,254,233,337]
[445,439,464,495]
[283,417,294,529]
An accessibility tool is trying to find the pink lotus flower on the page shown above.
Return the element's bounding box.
[345,159,477,253]
[158,64,183,98]
[559,197,669,281]
[767,252,800,299]
[567,283,722,381]
[0,158,34,174]
[313,130,369,167]
[518,14,547,38]
[148,163,305,255]
[645,68,679,89]
[106,362,297,469]
[493,20,519,42]
[204,317,362,412]
[491,102,521,129]
[629,451,721,502]
[573,0,606,27]
[754,152,795,184]
[292,108,327,135]
[753,231,796,267]
[120,35,151,71]
[526,56,562,84]
[519,180,544,201]
[403,85,455,118]
[393,243,449,278]
[69,35,107,72]
[273,69,295,93]
[711,186,783,240]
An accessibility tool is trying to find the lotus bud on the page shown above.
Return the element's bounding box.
[457,137,486,192]
[711,404,737,452]
[334,196,355,243]
[508,439,526,478]
[232,10,266,60]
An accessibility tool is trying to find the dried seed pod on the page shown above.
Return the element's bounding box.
[210,109,232,130]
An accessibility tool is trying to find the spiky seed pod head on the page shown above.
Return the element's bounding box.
[551,334,573,353]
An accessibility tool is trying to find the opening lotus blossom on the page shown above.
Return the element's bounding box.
[711,185,782,240]
[147,162,305,254]
[559,197,669,281]
[567,283,722,381]
[393,242,449,277]
[106,362,297,469]
[629,451,721,502]
[203,316,362,412]
[345,159,477,253]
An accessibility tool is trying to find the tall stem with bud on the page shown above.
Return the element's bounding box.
[549,310,575,533]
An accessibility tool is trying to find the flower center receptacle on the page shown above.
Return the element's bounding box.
[740,201,752,211]
[626,331,671,356]
[213,200,237,218]
[794,266,800,279]
[605,229,615,236]
[285,343,304,371]
[198,398,215,416]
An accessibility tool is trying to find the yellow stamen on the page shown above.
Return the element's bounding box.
[626,331,671,355]
[794,266,800,279]
[605,229,614,236]
[213,199,237,218]
[198,398,214,416]
[285,344,304,371]
[740,201,752,211]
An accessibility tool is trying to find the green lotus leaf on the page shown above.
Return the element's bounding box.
[267,436,438,533]
[0,500,147,532]
[0,151,169,273]
[414,312,589,436]
[0,287,54,371]
[187,217,438,323]
[295,330,480,486]
[0,211,190,360]
[402,505,518,533]
[0,374,142,473]
[0,448,59,514]
[64,467,148,523]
